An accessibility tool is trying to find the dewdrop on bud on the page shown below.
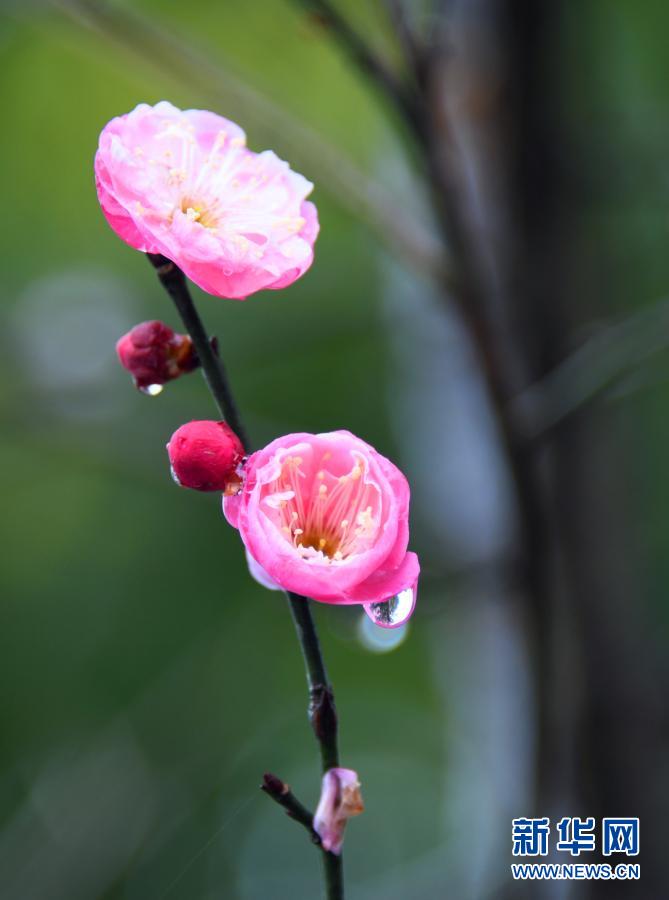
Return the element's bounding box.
[167,420,245,493]
[116,320,197,392]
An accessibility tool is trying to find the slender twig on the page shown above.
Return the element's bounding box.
[261,772,321,841]
[285,593,343,897]
[287,592,340,772]
[147,254,250,450]
[320,837,344,899]
[262,767,348,898]
[268,592,344,896]
[264,603,344,898]
[295,0,426,136]
[148,255,344,899]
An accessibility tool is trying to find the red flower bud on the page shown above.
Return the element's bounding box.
[116,320,197,393]
[167,420,245,493]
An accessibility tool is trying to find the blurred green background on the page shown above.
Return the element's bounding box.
[2,2,668,898]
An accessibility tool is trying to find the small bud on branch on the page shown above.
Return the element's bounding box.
[116,320,197,393]
[167,420,245,493]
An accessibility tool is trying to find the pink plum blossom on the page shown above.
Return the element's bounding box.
[313,768,364,855]
[223,431,419,621]
[95,101,319,299]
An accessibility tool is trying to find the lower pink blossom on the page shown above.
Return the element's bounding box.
[223,431,419,618]
[313,768,364,855]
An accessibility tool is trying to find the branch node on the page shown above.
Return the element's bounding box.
[309,683,338,744]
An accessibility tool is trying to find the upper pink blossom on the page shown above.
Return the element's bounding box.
[95,101,319,299]
[313,768,364,855]
[223,431,419,619]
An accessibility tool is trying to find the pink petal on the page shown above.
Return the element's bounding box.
[244,547,282,592]
[313,768,364,855]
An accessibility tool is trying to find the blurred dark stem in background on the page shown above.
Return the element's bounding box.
[501,4,667,897]
[296,1,669,897]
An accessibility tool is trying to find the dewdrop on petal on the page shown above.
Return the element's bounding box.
[313,768,364,855]
[167,420,245,493]
[116,320,197,392]
[363,584,417,628]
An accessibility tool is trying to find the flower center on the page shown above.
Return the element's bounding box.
[297,531,341,559]
[180,197,219,229]
[261,452,380,563]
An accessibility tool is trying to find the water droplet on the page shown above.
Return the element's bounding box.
[363,586,416,629]
[139,383,164,396]
[357,612,409,653]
